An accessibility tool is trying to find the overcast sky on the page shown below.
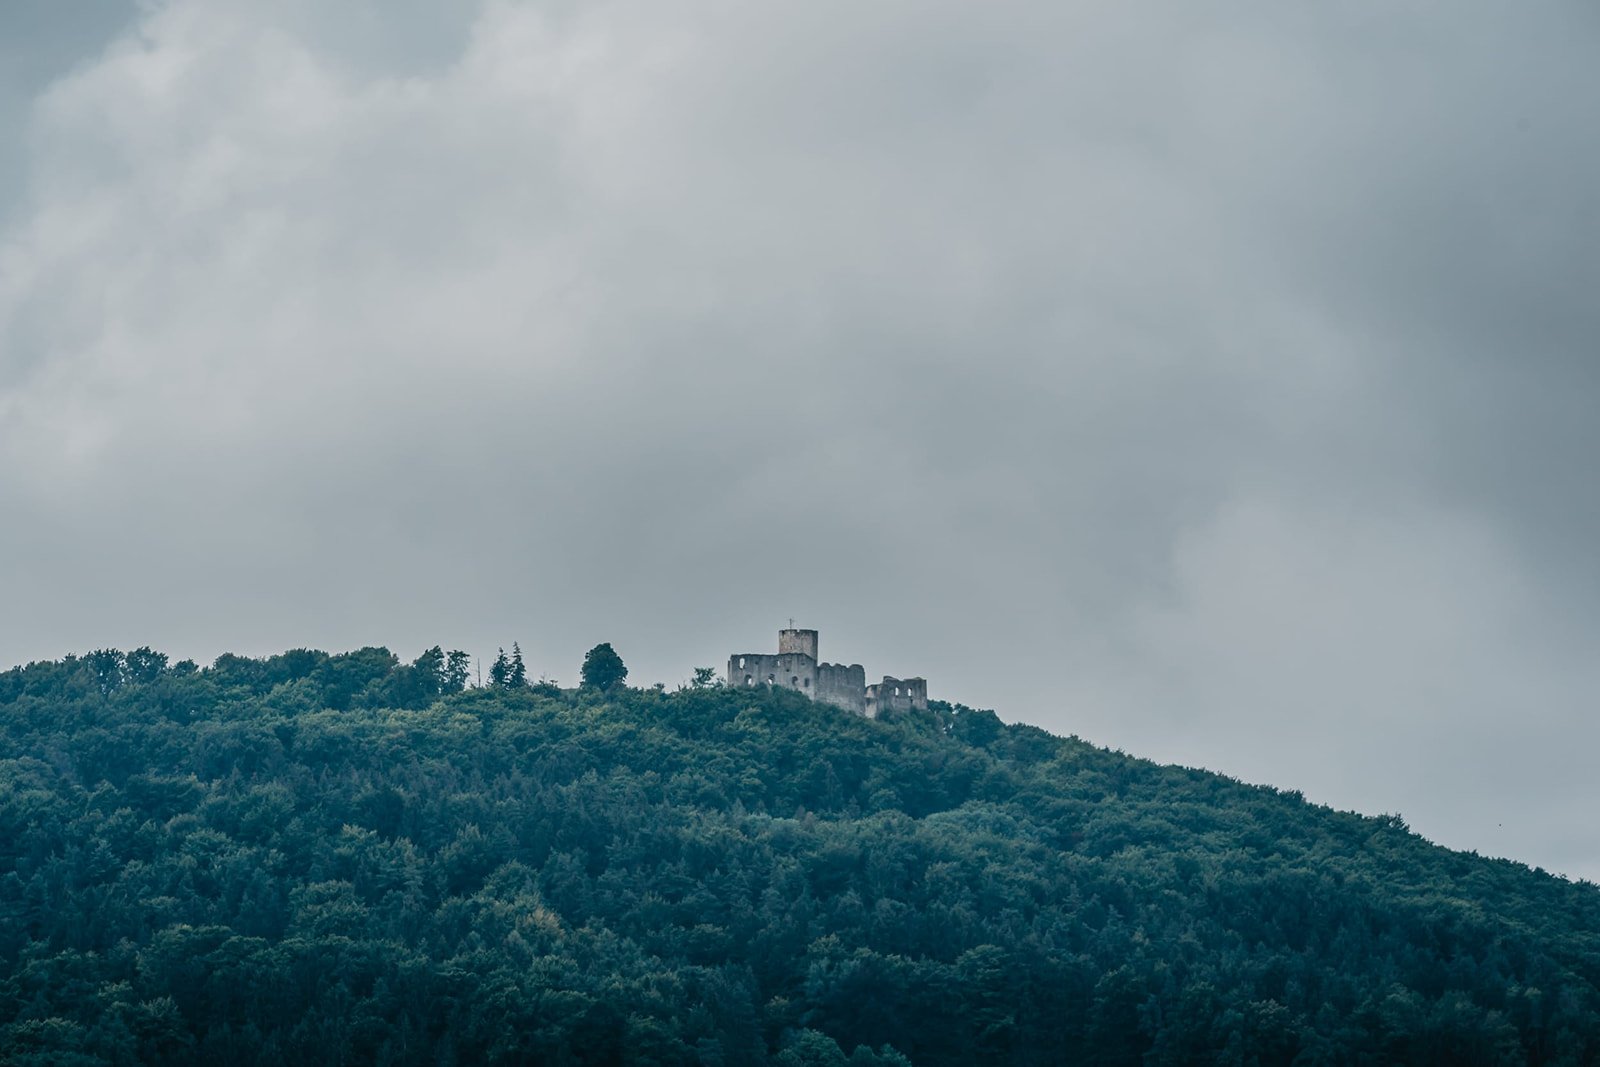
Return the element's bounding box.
[3,0,1598,879]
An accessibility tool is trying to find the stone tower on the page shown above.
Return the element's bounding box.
[777,628,819,660]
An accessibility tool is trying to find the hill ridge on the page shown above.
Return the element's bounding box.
[2,646,1597,1064]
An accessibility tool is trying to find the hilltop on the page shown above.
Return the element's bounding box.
[2,646,1598,1064]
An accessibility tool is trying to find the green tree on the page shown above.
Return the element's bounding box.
[312,646,398,710]
[444,650,471,693]
[777,1029,848,1066]
[414,646,446,694]
[509,643,528,688]
[581,643,628,691]
[693,667,720,688]
[87,648,126,694]
[125,647,169,685]
[489,648,510,689]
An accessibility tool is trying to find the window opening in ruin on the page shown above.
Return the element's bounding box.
[804,678,810,687]
[738,657,746,669]
[767,674,775,684]
[791,676,799,687]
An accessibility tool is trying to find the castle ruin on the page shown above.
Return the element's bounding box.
[727,628,928,718]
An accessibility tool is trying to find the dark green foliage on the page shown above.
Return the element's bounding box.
[508,643,528,688]
[86,649,126,695]
[443,650,471,694]
[489,645,532,691]
[581,642,627,691]
[124,648,168,685]
[2,649,1599,1065]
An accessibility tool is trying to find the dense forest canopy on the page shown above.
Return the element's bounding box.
[2,645,1599,1065]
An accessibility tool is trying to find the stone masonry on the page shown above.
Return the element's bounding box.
[727,628,928,718]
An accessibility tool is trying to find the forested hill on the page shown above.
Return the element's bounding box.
[3,648,1599,1065]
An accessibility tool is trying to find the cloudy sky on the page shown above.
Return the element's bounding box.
[3,0,1598,878]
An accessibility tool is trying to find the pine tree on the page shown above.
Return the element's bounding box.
[489,648,510,689]
[509,643,528,688]
[444,650,471,693]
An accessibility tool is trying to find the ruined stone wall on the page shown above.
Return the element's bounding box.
[814,662,866,715]
[727,652,817,696]
[865,676,929,717]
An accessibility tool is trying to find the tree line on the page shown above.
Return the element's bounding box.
[58,640,633,707]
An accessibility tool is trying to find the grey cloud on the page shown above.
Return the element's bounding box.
[2,0,1599,878]
[0,0,139,226]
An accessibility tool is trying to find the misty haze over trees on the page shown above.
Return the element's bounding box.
[3,644,1598,1064]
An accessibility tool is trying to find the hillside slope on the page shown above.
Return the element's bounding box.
[2,647,1598,1065]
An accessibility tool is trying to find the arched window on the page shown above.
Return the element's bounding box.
[738,657,746,669]
[745,675,753,686]
[767,674,775,684]
[791,676,799,687]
